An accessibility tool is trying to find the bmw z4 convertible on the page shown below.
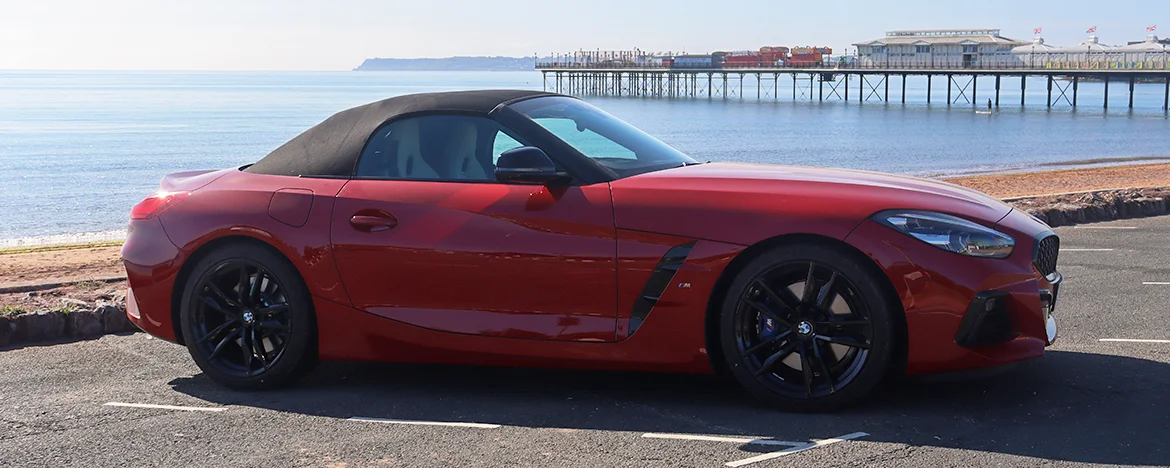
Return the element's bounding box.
[122,90,1061,412]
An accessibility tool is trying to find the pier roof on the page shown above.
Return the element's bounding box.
[854,28,1026,47]
[1120,35,1169,51]
[1012,37,1060,53]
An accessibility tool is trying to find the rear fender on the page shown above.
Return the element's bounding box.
[159,168,233,193]
[157,170,351,304]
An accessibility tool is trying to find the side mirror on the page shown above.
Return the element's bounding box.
[495,146,572,185]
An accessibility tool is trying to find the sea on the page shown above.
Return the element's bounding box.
[1,70,1169,245]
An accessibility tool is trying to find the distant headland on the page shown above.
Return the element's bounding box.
[353,56,540,71]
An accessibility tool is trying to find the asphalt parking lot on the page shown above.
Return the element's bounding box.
[3,216,1170,467]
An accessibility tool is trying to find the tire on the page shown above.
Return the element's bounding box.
[179,242,316,390]
[718,243,895,412]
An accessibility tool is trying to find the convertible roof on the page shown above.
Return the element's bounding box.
[245,89,558,177]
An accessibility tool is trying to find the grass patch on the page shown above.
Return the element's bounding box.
[0,240,123,256]
[0,304,29,318]
[75,280,106,290]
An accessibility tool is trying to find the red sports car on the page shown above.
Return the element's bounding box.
[122,90,1061,412]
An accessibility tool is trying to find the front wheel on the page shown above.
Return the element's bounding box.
[719,243,896,412]
[179,243,316,389]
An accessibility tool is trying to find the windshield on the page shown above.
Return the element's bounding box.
[508,96,698,178]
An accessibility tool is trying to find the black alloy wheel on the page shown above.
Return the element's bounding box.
[190,259,291,377]
[720,244,894,412]
[180,243,316,389]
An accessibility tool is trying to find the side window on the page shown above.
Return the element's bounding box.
[356,115,522,181]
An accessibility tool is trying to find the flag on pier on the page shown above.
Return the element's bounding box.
[1149,25,1158,32]
[1033,27,1042,35]
[1086,26,1097,33]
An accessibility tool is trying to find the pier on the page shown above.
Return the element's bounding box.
[536,65,1170,110]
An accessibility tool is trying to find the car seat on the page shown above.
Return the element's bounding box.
[394,119,439,179]
[445,122,488,180]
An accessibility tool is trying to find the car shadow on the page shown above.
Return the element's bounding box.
[169,349,1170,465]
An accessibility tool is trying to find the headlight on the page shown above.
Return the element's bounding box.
[873,210,1015,259]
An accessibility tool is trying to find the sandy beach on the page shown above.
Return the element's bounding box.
[943,162,1170,199]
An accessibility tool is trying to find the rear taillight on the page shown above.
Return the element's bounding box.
[130,191,190,220]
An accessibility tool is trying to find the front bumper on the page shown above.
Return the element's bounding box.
[957,271,1060,348]
[845,209,1061,375]
[1042,272,1061,345]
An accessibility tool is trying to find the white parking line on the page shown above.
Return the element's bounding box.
[104,402,227,412]
[347,417,500,429]
[642,433,805,447]
[1099,338,1170,343]
[1142,282,1170,285]
[1073,226,1137,229]
[725,432,869,467]
[1061,248,1114,252]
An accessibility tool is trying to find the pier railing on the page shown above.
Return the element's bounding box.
[536,61,1170,72]
[537,64,1170,110]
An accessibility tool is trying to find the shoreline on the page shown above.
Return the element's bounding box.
[3,160,1170,251]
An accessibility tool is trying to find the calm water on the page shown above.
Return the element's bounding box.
[1,70,1169,244]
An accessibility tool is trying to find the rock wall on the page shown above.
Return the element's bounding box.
[0,300,136,348]
[1011,188,1170,227]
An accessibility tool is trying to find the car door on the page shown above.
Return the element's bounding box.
[330,113,618,342]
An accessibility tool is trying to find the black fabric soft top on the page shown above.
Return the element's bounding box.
[244,89,559,177]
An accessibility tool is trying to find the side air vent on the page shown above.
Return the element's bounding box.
[629,242,696,334]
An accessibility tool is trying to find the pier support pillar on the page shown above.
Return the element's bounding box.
[1021,75,1026,106]
[707,73,712,99]
[994,75,1001,106]
[972,75,978,104]
[792,74,797,100]
[1073,76,1079,107]
[1104,76,1109,109]
[1129,76,1136,109]
[1047,75,1053,108]
[1164,78,1169,110]
[884,74,889,102]
[756,73,760,99]
[946,74,952,105]
[901,74,907,104]
[819,74,824,101]
[927,75,932,103]
[845,74,850,101]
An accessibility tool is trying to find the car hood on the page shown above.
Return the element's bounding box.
[609,162,1014,245]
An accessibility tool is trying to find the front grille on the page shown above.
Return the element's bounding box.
[1034,234,1060,278]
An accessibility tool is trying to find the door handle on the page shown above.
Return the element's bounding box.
[350,212,398,232]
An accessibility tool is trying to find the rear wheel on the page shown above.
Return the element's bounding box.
[719,243,895,412]
[179,243,316,389]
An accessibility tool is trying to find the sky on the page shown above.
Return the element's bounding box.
[1,0,1165,71]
